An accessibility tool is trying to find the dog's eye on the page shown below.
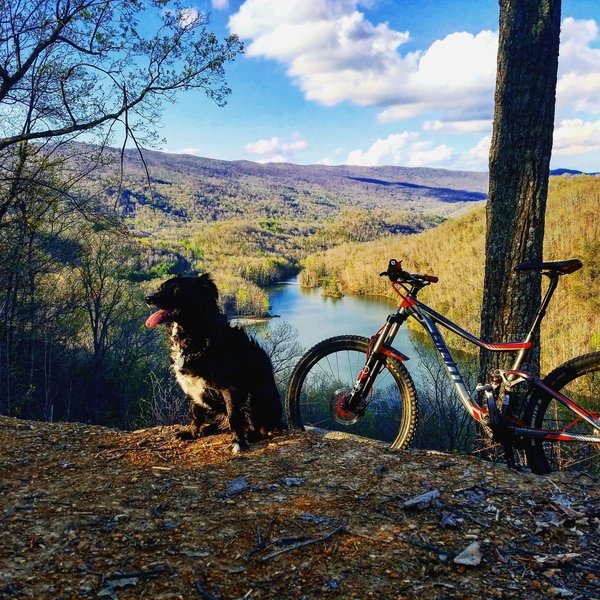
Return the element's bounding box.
[172,286,181,296]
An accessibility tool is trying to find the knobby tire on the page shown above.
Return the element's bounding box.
[524,351,600,475]
[285,335,418,449]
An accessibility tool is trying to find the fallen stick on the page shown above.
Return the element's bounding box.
[259,521,347,562]
[398,533,450,558]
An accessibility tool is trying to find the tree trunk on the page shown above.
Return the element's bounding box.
[479,0,561,383]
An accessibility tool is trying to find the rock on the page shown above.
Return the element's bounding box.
[454,541,482,566]
[403,488,441,510]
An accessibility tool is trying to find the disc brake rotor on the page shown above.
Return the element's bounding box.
[331,388,360,425]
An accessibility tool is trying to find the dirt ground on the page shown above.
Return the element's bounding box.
[0,415,599,599]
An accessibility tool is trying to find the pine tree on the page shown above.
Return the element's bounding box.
[479,0,561,381]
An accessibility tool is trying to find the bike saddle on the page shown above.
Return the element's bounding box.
[514,258,582,274]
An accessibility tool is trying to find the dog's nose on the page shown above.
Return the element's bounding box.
[145,295,156,304]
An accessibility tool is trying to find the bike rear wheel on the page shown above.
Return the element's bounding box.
[285,335,418,449]
[524,352,600,475]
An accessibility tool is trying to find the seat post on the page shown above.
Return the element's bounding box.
[509,273,559,371]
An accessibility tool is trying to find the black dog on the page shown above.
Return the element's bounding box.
[145,274,282,453]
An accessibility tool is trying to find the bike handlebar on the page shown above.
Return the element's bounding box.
[380,259,439,285]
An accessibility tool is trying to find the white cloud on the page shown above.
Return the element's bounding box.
[346,131,454,167]
[553,118,600,156]
[212,0,229,9]
[557,72,600,115]
[410,30,496,98]
[556,18,600,115]
[162,147,203,156]
[558,18,599,74]
[245,135,309,162]
[229,1,413,107]
[423,120,492,133]
[177,7,200,29]
[406,143,454,168]
[347,132,416,166]
[229,1,496,123]
[230,0,600,161]
[453,135,491,171]
[345,131,496,170]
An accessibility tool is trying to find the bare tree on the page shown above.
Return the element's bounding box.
[73,225,144,421]
[479,0,561,382]
[0,2,243,425]
[0,0,243,151]
[411,340,477,452]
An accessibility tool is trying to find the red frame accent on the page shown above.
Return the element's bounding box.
[367,333,410,362]
[378,345,409,362]
[479,341,533,351]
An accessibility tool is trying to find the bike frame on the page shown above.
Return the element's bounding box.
[351,279,600,444]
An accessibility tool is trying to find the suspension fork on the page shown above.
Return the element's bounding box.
[343,310,410,414]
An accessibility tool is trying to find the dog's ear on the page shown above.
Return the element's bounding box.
[197,273,219,302]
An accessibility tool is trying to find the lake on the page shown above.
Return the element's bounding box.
[265,279,418,375]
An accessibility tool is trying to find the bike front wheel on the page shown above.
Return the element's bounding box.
[285,335,418,449]
[524,352,600,475]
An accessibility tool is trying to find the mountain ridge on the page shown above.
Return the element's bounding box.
[86,146,490,223]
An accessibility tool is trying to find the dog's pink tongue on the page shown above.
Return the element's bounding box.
[145,309,168,328]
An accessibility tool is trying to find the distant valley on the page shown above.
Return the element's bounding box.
[69,146,490,309]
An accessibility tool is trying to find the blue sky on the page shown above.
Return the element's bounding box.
[160,0,600,172]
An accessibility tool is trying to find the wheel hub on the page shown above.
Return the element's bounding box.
[331,388,360,425]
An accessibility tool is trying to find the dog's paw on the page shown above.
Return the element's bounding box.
[231,442,248,455]
[174,429,197,442]
[197,423,224,438]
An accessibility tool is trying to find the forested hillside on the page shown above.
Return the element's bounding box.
[84,146,488,305]
[300,175,599,371]
[2,139,595,431]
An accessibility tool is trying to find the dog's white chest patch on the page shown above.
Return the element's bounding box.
[170,328,209,407]
[175,369,207,406]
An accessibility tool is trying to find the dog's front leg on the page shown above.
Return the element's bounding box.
[190,401,208,438]
[222,389,248,454]
[175,401,206,441]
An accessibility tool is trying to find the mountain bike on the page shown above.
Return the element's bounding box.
[285,259,600,475]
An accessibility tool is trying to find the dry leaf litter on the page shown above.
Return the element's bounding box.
[0,416,599,599]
